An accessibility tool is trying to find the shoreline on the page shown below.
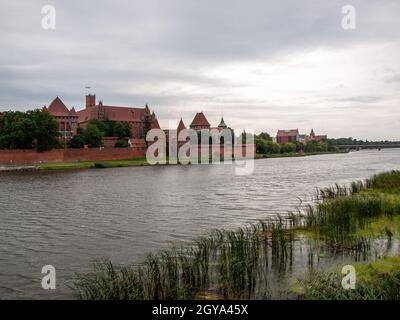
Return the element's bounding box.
[0,151,348,172]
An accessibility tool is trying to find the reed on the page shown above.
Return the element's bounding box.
[299,255,400,300]
[71,170,400,300]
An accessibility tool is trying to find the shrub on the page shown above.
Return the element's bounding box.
[68,134,85,148]
[114,139,129,148]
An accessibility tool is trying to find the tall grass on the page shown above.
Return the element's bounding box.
[71,171,400,300]
[299,255,400,300]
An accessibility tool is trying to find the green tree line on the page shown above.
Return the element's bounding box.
[254,132,337,155]
[69,119,132,148]
[0,109,61,152]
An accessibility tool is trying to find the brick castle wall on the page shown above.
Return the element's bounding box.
[0,147,146,166]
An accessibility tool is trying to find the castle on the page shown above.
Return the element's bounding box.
[44,95,228,142]
[44,94,160,140]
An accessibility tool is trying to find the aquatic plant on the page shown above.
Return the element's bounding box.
[71,170,400,300]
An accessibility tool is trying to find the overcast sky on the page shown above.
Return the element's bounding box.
[0,0,399,140]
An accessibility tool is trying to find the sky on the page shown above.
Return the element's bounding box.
[0,0,399,140]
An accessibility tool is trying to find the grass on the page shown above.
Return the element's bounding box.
[39,157,149,170]
[38,155,241,170]
[298,255,400,299]
[71,170,400,300]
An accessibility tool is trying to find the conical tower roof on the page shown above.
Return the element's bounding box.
[177,118,186,133]
[218,116,227,129]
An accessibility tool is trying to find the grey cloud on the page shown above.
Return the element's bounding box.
[0,0,400,140]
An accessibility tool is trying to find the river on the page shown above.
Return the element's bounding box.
[1,149,400,299]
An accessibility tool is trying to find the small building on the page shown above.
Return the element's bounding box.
[276,129,299,144]
[304,128,327,143]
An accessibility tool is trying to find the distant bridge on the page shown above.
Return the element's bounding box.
[337,144,400,150]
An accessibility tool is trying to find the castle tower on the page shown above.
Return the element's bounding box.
[86,94,96,108]
[218,116,227,129]
[177,118,186,134]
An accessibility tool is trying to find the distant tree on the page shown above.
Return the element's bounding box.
[30,109,61,151]
[0,111,35,149]
[68,134,85,148]
[258,132,273,141]
[83,123,103,148]
[280,142,296,153]
[0,109,60,151]
[88,119,106,134]
[294,141,305,152]
[114,139,129,148]
[305,140,318,153]
[269,141,281,154]
[327,140,338,152]
[114,122,132,138]
[255,138,280,154]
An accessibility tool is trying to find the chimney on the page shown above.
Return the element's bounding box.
[86,94,96,108]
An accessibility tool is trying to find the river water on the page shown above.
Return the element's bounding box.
[1,149,400,299]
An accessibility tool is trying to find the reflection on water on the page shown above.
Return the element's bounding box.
[1,149,400,299]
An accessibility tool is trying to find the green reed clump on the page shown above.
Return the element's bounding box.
[367,170,400,192]
[299,255,400,300]
[72,260,144,300]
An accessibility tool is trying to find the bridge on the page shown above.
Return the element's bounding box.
[337,144,400,150]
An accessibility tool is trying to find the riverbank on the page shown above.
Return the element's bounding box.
[0,150,347,171]
[255,150,348,159]
[38,157,149,170]
[71,170,400,300]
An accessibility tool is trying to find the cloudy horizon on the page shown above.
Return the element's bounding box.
[1,0,399,140]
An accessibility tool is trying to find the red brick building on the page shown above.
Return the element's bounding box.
[276,128,327,144]
[305,128,327,143]
[45,94,159,139]
[276,129,299,144]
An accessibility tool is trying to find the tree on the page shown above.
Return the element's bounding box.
[258,132,273,141]
[114,139,129,148]
[0,109,60,151]
[294,141,305,152]
[83,123,103,147]
[68,134,85,148]
[88,119,106,134]
[30,109,60,151]
[305,140,318,153]
[280,143,296,153]
[114,122,132,138]
[255,138,280,154]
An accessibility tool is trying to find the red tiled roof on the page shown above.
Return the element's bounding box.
[177,118,186,132]
[151,117,161,129]
[277,129,299,136]
[47,97,70,116]
[76,105,146,123]
[190,112,210,127]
